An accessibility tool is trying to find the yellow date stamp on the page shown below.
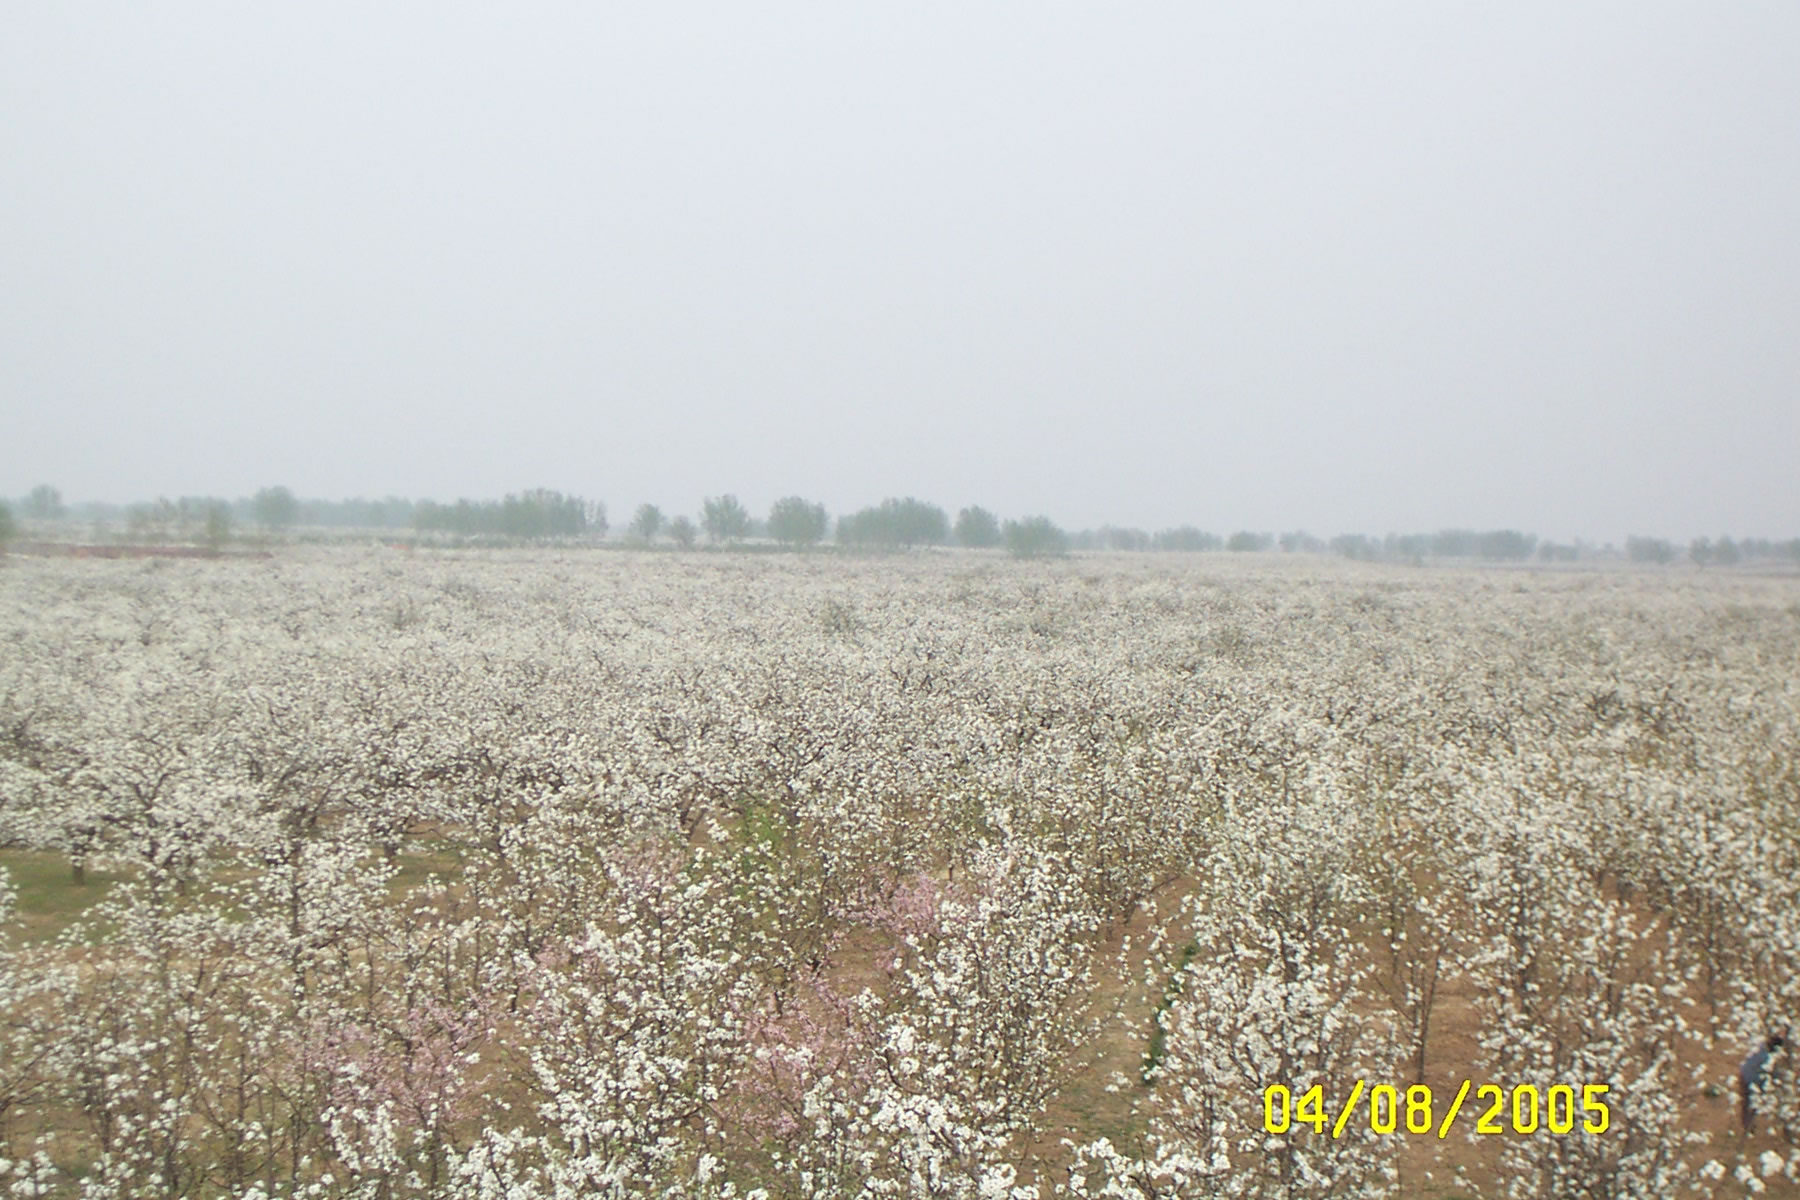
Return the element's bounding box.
[1262,1081,1611,1138]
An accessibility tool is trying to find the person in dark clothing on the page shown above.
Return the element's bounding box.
[1741,1034,1786,1133]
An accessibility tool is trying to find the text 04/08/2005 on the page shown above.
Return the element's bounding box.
[1262,1081,1612,1139]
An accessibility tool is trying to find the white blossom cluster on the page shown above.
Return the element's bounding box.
[0,549,1796,1198]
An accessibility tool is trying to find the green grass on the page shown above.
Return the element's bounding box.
[0,836,464,949]
[1141,940,1199,1083]
[0,850,123,943]
[389,837,464,892]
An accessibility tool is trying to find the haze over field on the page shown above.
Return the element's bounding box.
[3,4,1797,541]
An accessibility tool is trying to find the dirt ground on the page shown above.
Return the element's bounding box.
[1026,887,1800,1198]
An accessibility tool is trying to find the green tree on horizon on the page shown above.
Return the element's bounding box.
[768,496,828,548]
[24,484,64,521]
[702,495,751,544]
[1004,515,1068,559]
[954,505,1002,548]
[629,503,666,543]
[253,486,300,531]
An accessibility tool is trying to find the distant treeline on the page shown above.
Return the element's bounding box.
[8,488,599,544]
[412,490,597,539]
[1620,534,1800,567]
[6,483,1799,566]
[1074,527,1800,565]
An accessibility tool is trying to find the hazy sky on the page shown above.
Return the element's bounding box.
[4,3,1797,541]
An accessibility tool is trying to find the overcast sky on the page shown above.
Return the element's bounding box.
[4,3,1796,541]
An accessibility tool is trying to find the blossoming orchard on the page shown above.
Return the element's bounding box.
[0,548,1796,1199]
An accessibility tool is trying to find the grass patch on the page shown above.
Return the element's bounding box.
[0,850,124,943]
[390,838,464,893]
[1141,940,1199,1083]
